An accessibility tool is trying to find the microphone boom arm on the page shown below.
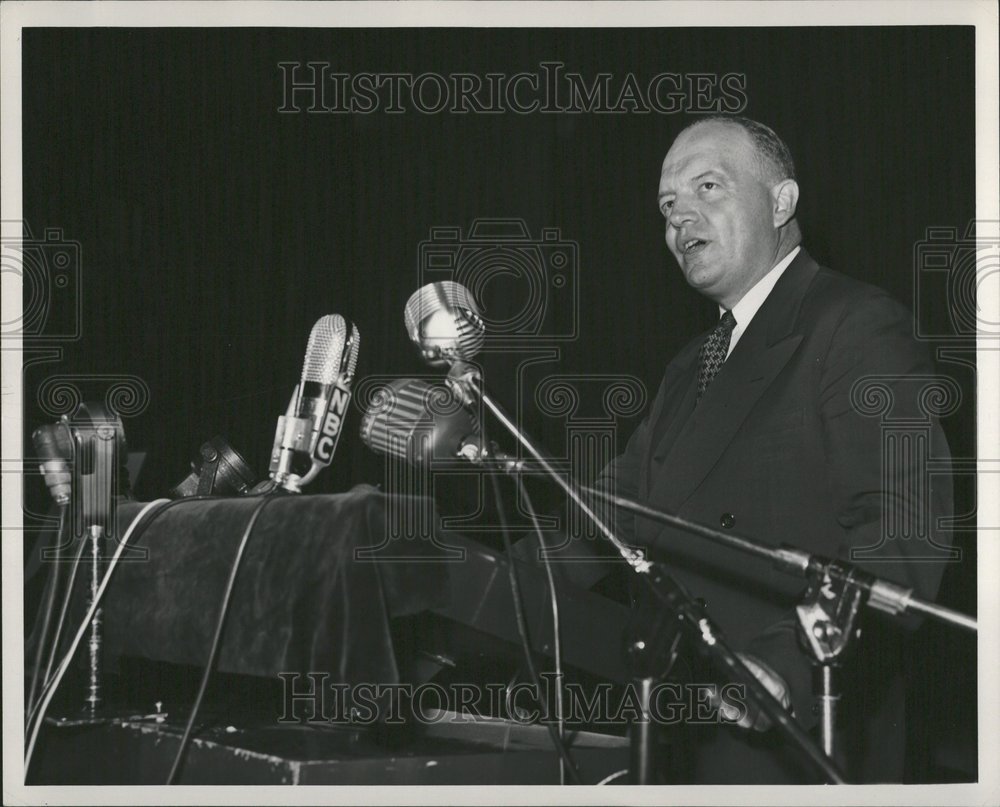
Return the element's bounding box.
[580,484,977,634]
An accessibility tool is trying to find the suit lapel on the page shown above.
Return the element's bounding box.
[650,344,700,460]
[640,340,701,498]
[643,249,820,515]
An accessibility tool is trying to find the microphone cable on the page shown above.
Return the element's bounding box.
[25,522,109,739]
[481,421,581,785]
[23,493,238,775]
[25,507,67,722]
[514,476,568,786]
[24,498,171,776]
[25,494,221,735]
[38,527,88,705]
[165,493,276,784]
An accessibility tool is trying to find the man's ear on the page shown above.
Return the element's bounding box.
[771,179,799,227]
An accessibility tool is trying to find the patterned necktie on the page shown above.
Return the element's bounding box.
[697,310,736,401]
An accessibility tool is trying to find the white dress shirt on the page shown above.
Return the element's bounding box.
[723,245,801,358]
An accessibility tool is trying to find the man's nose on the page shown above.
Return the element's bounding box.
[668,198,698,228]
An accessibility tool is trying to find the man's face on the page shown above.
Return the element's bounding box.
[658,122,783,309]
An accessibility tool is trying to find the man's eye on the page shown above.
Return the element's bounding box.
[701,181,717,191]
[661,200,674,214]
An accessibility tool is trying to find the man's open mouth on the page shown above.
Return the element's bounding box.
[681,238,708,255]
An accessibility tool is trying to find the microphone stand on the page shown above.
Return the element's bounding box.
[445,362,848,785]
[795,565,862,762]
[580,484,978,764]
[622,593,685,785]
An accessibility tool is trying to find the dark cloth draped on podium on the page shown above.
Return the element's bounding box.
[73,486,450,688]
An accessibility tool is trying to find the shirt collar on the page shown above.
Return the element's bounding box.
[722,245,801,327]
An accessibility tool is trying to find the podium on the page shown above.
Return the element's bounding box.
[33,488,634,784]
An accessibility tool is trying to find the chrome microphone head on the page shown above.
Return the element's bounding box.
[403,282,486,367]
[273,314,349,490]
[301,314,347,389]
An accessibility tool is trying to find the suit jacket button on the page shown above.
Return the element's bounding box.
[720,512,736,529]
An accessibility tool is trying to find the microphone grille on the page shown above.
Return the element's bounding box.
[302,315,347,386]
[360,378,479,466]
[359,378,434,461]
[404,281,486,361]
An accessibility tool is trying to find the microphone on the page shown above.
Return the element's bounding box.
[64,401,128,715]
[69,401,129,529]
[269,315,359,492]
[403,281,486,367]
[359,378,525,472]
[32,418,74,506]
[310,318,360,470]
[169,436,259,498]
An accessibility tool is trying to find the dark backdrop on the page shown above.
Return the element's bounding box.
[20,26,977,780]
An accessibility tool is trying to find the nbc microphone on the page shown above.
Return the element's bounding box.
[309,317,360,471]
[269,314,360,492]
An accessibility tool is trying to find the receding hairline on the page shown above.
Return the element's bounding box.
[673,116,797,185]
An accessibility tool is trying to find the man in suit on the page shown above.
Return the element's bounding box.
[600,115,953,783]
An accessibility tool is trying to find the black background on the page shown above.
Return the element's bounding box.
[20,26,978,779]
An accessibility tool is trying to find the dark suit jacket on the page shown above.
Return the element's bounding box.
[602,248,953,783]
